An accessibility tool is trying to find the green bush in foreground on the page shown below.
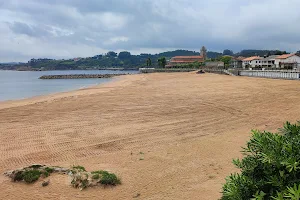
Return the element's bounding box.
[222,122,300,200]
[45,167,54,173]
[70,169,121,190]
[11,166,56,183]
[91,170,121,185]
[98,171,121,186]
[13,169,42,183]
[13,171,25,182]
[22,170,41,183]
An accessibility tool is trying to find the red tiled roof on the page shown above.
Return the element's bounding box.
[172,56,203,59]
[170,60,200,63]
[168,55,204,66]
[276,54,296,59]
[242,56,261,61]
[237,56,246,60]
[231,56,245,61]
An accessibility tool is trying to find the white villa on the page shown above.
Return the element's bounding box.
[242,54,300,70]
[242,56,261,68]
[275,54,300,69]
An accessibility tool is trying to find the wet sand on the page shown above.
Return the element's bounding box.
[0,72,300,199]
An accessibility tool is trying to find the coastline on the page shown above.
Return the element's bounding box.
[1,72,300,199]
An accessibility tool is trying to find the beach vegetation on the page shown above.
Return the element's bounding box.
[91,170,121,185]
[28,164,43,169]
[98,171,121,186]
[92,173,100,180]
[222,122,300,200]
[42,171,50,177]
[72,165,86,172]
[70,169,120,190]
[10,165,61,183]
[13,169,42,183]
[45,167,54,173]
[22,170,42,183]
[13,171,25,182]
[70,172,90,190]
[91,170,105,174]
[7,165,120,189]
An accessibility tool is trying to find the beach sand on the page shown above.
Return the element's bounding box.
[0,72,300,199]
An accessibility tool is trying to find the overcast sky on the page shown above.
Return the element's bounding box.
[1,0,300,62]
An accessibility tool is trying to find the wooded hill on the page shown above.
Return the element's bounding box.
[28,50,224,70]
[1,49,295,71]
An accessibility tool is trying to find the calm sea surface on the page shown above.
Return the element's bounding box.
[0,70,138,102]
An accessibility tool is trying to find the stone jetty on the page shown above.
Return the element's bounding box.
[39,73,127,79]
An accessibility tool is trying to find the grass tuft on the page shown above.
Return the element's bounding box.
[8,165,121,189]
[72,165,86,172]
[99,171,121,186]
[91,170,105,174]
[92,174,100,180]
[45,167,54,173]
[23,170,41,183]
[42,171,49,177]
[13,171,24,182]
[28,164,43,169]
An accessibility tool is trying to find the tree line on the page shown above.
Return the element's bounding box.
[1,49,297,71]
[16,50,221,70]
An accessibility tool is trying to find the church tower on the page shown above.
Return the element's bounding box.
[200,46,207,60]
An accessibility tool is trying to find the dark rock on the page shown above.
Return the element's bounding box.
[39,74,127,79]
[42,180,50,187]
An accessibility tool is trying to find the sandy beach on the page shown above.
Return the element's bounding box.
[0,72,300,199]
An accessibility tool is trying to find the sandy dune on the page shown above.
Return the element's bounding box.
[0,72,300,199]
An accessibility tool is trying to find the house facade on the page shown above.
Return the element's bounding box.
[275,54,300,70]
[242,56,262,68]
[261,55,276,68]
[241,54,300,70]
[230,57,245,68]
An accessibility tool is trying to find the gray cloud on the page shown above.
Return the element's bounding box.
[0,0,300,62]
[7,21,53,38]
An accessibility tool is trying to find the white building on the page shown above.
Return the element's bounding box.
[261,55,277,68]
[242,56,262,68]
[275,54,300,70]
[242,54,300,70]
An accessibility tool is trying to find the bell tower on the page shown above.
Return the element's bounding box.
[200,46,207,60]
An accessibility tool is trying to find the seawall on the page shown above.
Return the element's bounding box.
[39,73,127,79]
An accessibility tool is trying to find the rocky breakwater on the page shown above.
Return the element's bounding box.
[39,73,127,79]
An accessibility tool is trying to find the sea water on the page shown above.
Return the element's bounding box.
[0,70,138,101]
